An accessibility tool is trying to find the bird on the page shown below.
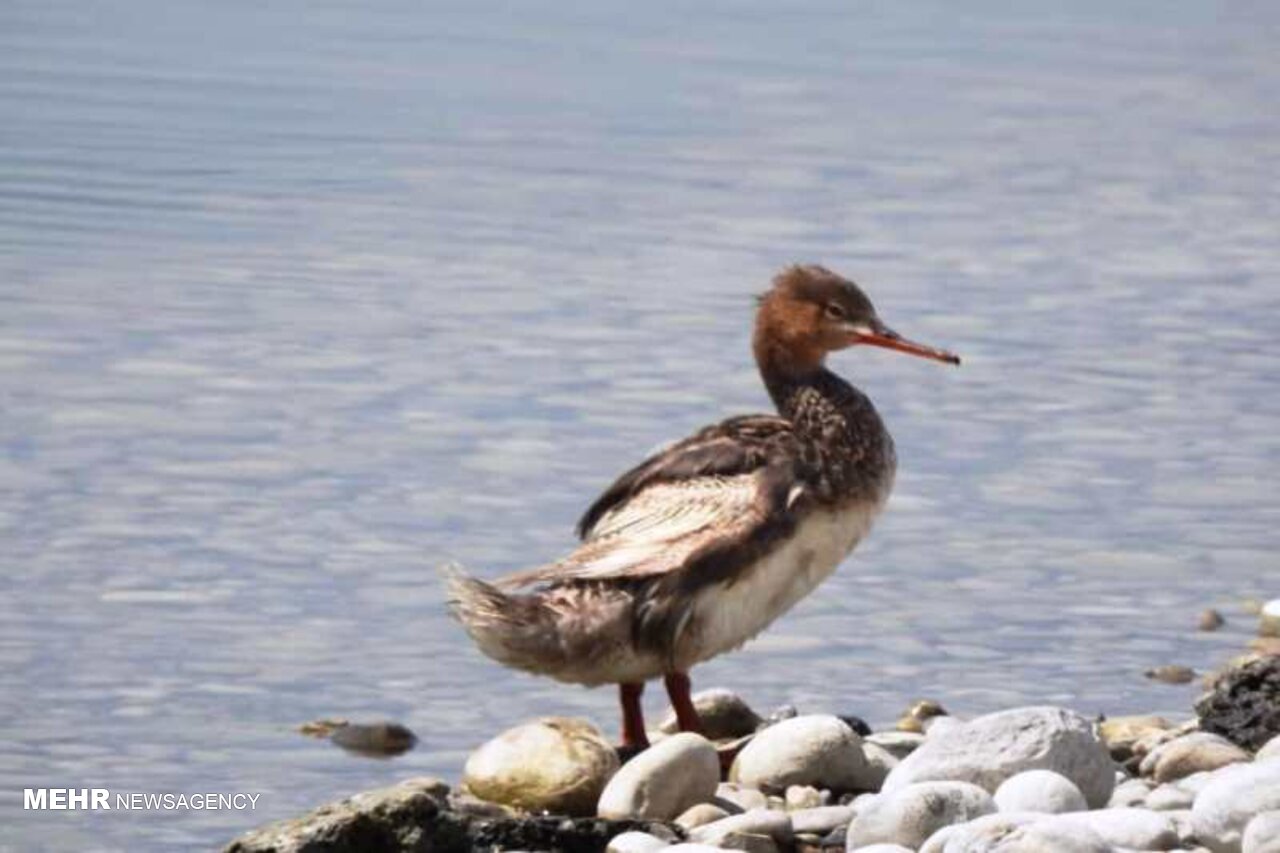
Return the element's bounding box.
[445,264,959,752]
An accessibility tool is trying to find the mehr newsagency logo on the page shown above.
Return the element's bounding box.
[24,788,260,811]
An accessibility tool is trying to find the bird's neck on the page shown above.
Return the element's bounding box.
[758,353,895,505]
[760,364,858,429]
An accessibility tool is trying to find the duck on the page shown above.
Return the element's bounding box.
[445,264,959,751]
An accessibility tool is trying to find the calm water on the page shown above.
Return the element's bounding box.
[3,1,1279,849]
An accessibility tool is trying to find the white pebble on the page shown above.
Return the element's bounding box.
[597,732,719,820]
[993,769,1088,814]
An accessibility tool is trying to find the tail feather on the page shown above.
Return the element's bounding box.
[439,562,565,673]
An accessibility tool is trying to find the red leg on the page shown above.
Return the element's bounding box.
[663,671,704,734]
[619,682,649,750]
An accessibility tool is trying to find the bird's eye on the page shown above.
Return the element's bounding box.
[824,303,846,320]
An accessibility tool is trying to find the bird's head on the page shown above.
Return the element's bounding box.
[753,264,960,375]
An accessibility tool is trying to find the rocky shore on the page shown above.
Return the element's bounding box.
[225,655,1280,853]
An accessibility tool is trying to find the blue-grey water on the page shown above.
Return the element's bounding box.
[3,1,1278,849]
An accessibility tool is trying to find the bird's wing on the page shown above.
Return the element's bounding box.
[497,415,804,588]
[575,414,795,538]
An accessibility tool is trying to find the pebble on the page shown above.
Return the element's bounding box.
[1041,808,1179,850]
[1140,732,1251,783]
[717,831,778,853]
[844,781,995,849]
[1200,608,1226,631]
[328,721,418,757]
[922,715,963,738]
[976,821,1111,852]
[1260,599,1280,637]
[789,804,856,835]
[785,785,825,811]
[606,831,668,853]
[689,809,793,848]
[661,845,727,852]
[1145,781,1197,811]
[463,717,619,816]
[895,700,947,734]
[675,803,731,831]
[1243,811,1280,853]
[716,782,769,812]
[657,689,762,741]
[1109,777,1154,808]
[1259,734,1280,763]
[1099,715,1174,762]
[849,846,913,853]
[859,742,900,791]
[597,732,719,821]
[730,715,874,794]
[880,706,1115,808]
[918,811,1042,852]
[865,731,926,759]
[1192,759,1280,853]
[993,769,1088,814]
[1146,664,1197,684]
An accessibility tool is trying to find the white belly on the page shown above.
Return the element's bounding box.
[676,499,883,669]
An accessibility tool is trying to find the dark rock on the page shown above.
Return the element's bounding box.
[223,777,682,853]
[1198,608,1225,632]
[1145,665,1196,684]
[330,723,417,758]
[1196,654,1280,751]
[837,715,871,737]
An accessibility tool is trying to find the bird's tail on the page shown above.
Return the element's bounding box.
[439,562,566,675]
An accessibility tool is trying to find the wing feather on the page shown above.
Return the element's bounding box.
[497,413,805,590]
[497,473,767,588]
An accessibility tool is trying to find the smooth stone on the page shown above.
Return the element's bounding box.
[881,706,1115,808]
[1111,778,1162,804]
[598,732,719,821]
[464,717,618,816]
[963,822,1110,852]
[1042,808,1179,850]
[1243,811,1280,853]
[1141,732,1251,783]
[690,809,793,847]
[790,804,856,834]
[785,785,825,811]
[676,803,731,831]
[866,731,926,759]
[717,782,769,812]
[860,742,900,792]
[923,716,964,738]
[657,689,763,741]
[1258,734,1280,763]
[850,846,913,853]
[1260,599,1280,637]
[718,832,778,853]
[918,812,1042,852]
[1166,809,1200,846]
[1192,759,1280,853]
[992,769,1087,814]
[608,831,669,853]
[1146,664,1197,684]
[1146,781,1197,811]
[661,845,726,852]
[328,721,418,757]
[845,781,995,849]
[1201,608,1227,631]
[1099,715,1174,761]
[731,715,873,794]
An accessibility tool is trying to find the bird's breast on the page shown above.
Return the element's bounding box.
[677,496,885,668]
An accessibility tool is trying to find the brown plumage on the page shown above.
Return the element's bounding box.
[445,264,959,750]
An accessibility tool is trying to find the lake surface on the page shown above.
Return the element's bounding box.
[3,1,1278,848]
